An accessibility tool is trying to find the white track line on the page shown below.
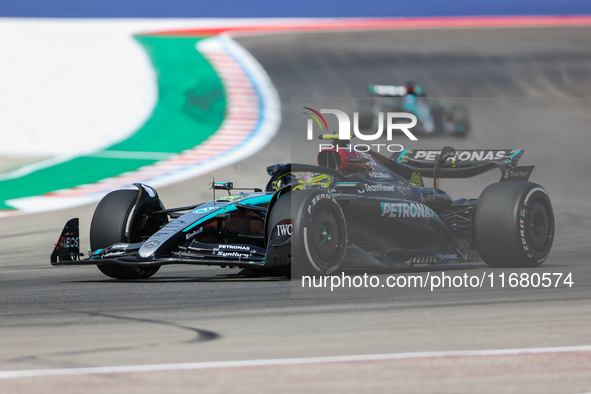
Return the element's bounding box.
[1,345,590,380]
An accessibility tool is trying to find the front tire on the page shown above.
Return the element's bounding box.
[473,182,554,268]
[90,189,160,279]
[291,190,347,277]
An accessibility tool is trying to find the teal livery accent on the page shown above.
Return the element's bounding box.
[509,149,521,160]
[433,214,445,225]
[182,193,273,233]
[398,149,408,162]
[182,205,236,233]
[240,194,274,206]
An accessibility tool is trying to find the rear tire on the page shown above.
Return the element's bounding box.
[90,190,160,279]
[473,182,554,268]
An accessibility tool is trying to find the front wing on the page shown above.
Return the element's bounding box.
[51,220,268,269]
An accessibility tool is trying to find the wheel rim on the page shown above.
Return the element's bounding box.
[319,225,329,244]
[309,206,341,263]
[525,198,551,254]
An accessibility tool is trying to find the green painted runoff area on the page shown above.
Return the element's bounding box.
[0,36,225,210]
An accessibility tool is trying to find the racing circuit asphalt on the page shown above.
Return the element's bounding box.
[1,26,591,393]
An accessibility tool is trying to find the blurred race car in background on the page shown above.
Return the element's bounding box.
[357,83,471,137]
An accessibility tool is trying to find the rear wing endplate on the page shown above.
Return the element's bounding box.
[368,84,407,97]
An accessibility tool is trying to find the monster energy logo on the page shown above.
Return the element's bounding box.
[409,172,422,186]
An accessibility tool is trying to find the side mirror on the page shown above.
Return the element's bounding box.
[212,182,234,190]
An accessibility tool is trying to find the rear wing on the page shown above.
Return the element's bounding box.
[389,149,533,182]
[368,84,408,97]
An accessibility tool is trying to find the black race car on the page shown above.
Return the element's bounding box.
[51,139,554,279]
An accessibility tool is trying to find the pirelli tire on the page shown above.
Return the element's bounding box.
[90,189,161,279]
[473,182,554,268]
[291,190,347,277]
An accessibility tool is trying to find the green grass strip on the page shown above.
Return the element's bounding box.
[0,36,225,210]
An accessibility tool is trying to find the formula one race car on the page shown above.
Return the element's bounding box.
[358,84,470,136]
[51,138,554,279]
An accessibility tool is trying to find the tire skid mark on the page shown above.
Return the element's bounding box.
[2,310,220,369]
[84,311,220,344]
